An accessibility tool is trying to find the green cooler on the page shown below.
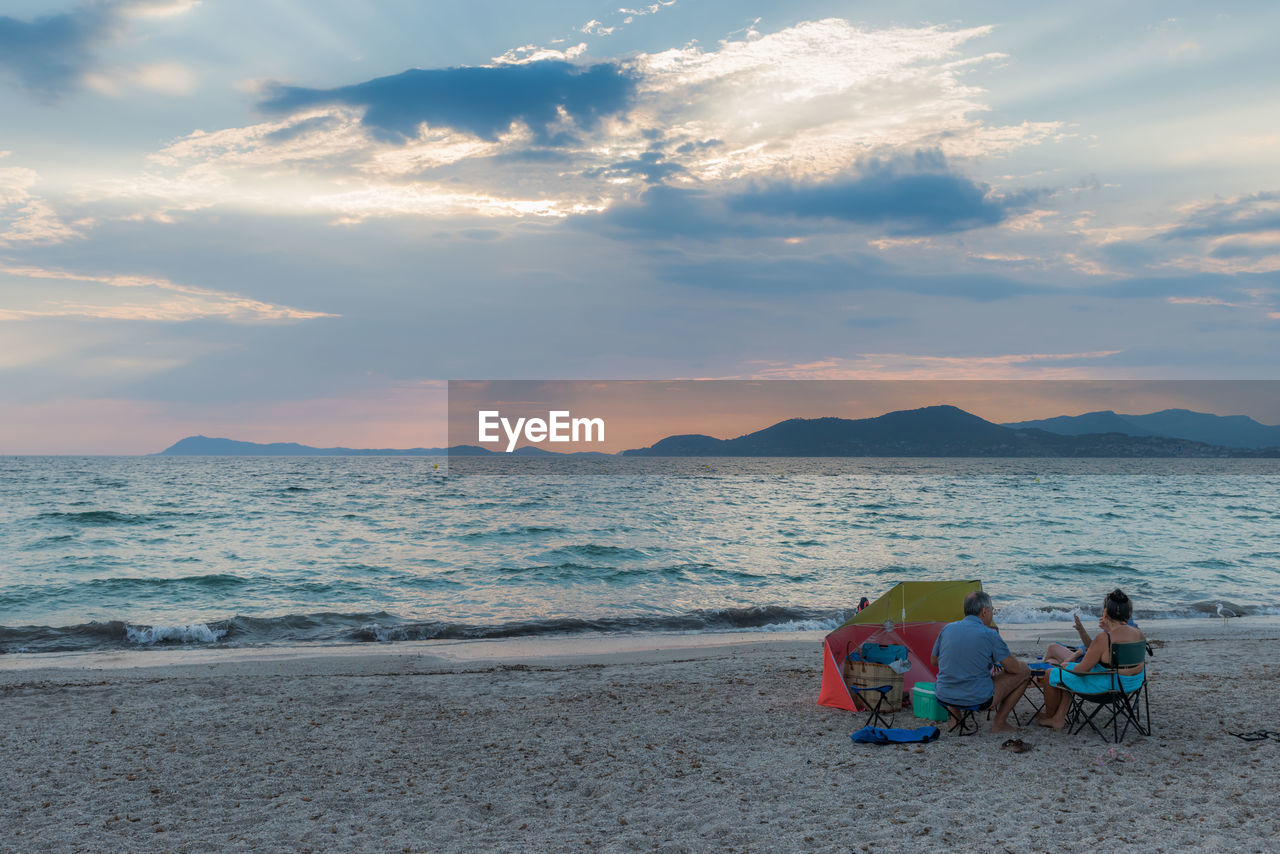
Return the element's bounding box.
[912,681,948,722]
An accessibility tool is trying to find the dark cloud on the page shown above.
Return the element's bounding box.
[1209,240,1279,260]
[584,150,686,184]
[260,60,638,143]
[674,139,721,155]
[594,151,1042,242]
[0,4,114,98]
[728,150,1038,235]
[1160,191,1280,241]
[595,186,773,240]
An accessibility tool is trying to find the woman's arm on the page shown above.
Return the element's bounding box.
[1069,633,1107,673]
[1073,613,1092,646]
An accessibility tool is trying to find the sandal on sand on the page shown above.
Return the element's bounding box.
[1227,730,1280,741]
[1094,746,1135,766]
[1001,738,1034,753]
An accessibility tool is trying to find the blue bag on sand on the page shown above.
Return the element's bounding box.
[850,725,940,745]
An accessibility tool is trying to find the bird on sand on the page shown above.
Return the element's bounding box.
[1216,603,1238,626]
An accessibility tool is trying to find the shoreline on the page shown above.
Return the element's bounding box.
[2,615,1273,675]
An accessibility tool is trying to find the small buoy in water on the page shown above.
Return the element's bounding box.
[433,464,439,469]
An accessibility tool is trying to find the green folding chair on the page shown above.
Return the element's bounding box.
[1065,640,1150,743]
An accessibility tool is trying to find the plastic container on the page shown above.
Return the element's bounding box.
[911,681,948,722]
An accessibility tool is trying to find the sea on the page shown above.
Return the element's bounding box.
[2,456,1278,655]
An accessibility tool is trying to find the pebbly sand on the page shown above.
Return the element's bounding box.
[2,618,1278,853]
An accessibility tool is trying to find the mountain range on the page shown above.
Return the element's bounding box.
[1001,409,1280,449]
[157,406,1280,457]
[618,405,1278,457]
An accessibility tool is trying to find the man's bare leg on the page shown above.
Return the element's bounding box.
[1036,681,1063,724]
[990,671,1029,733]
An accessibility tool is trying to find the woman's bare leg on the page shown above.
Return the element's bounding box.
[1044,643,1076,666]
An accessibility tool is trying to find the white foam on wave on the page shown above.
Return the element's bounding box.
[746,617,845,633]
[125,623,227,645]
[366,624,396,642]
[995,606,1081,624]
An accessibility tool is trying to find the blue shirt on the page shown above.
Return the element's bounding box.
[932,615,1012,706]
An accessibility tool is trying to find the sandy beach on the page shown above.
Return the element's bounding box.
[3,618,1278,853]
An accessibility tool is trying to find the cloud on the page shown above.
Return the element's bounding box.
[95,19,1061,228]
[0,1,198,98]
[0,154,81,244]
[1091,191,1280,275]
[584,149,688,184]
[746,350,1124,380]
[1087,271,1280,323]
[85,59,198,96]
[0,264,336,323]
[594,185,770,239]
[0,4,113,97]
[491,43,588,66]
[260,61,638,143]
[1160,191,1280,241]
[596,151,1039,241]
[728,150,1038,235]
[117,0,200,19]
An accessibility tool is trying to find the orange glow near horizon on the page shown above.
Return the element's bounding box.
[447,380,1280,454]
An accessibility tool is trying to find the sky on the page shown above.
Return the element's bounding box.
[1,1,1278,453]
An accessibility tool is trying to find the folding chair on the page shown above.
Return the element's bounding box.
[942,702,983,736]
[848,684,896,729]
[1065,641,1149,743]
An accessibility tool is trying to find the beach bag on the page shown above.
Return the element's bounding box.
[844,657,904,712]
[860,643,909,665]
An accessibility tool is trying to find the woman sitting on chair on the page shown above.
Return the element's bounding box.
[1036,589,1145,730]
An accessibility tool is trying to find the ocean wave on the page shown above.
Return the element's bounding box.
[6,597,1280,655]
[458,525,571,539]
[36,510,151,525]
[995,605,1083,624]
[125,623,228,645]
[0,606,847,654]
[85,574,249,591]
[542,543,658,560]
[0,618,230,653]
[1022,562,1140,577]
[348,605,850,642]
[487,562,790,584]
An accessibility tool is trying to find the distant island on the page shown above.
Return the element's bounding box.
[157,436,451,456]
[157,406,1280,458]
[154,436,607,457]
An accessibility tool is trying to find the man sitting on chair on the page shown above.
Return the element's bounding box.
[931,591,1029,734]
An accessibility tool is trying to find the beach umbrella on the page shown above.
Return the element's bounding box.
[818,580,982,712]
